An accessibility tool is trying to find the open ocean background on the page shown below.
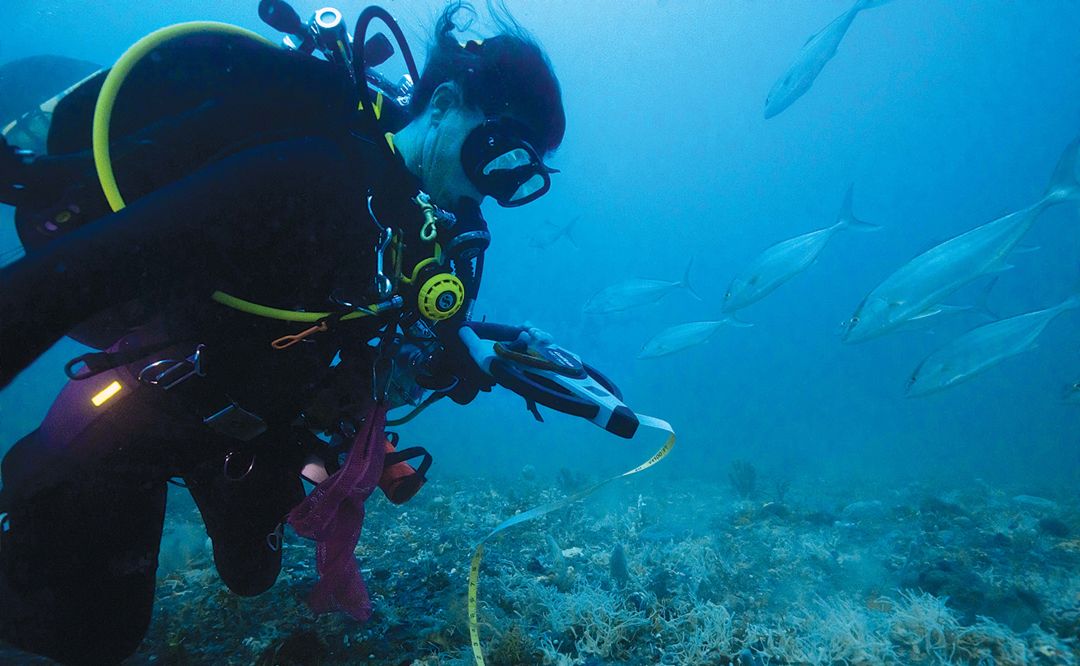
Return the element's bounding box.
[4,0,1078,492]
[2,2,1079,664]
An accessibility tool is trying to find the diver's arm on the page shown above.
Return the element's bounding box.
[0,136,363,389]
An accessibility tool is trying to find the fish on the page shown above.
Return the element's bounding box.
[529,216,579,249]
[906,290,1080,397]
[877,277,1000,335]
[764,0,896,120]
[584,259,700,314]
[843,138,1080,344]
[723,185,879,313]
[638,318,752,359]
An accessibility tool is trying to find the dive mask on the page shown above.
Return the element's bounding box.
[460,117,557,207]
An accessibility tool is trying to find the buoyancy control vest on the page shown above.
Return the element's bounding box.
[7,29,488,352]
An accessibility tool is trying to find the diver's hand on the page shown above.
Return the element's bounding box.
[444,351,495,405]
[431,320,497,405]
[517,322,554,347]
[440,321,556,405]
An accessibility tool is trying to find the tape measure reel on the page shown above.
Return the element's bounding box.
[417,273,465,321]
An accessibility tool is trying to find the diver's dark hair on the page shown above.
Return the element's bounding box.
[410,1,565,154]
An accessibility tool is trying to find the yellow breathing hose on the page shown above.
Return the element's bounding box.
[92,21,274,213]
[88,22,381,325]
[210,291,378,322]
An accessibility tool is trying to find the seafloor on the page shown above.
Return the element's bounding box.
[3,464,1078,665]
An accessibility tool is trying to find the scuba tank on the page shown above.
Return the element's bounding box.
[3,1,492,352]
[0,1,493,408]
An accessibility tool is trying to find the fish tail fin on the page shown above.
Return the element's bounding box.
[681,257,703,301]
[974,277,1001,320]
[836,184,882,233]
[1043,137,1080,205]
[564,218,580,249]
[722,315,754,329]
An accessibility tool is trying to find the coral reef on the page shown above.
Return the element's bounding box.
[7,474,1068,665]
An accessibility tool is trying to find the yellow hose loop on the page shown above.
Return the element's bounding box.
[399,244,443,285]
[92,22,274,212]
[211,290,374,322]
[399,257,438,285]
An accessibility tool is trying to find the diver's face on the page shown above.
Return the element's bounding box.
[419,85,486,209]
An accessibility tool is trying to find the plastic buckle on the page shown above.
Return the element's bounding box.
[266,522,284,552]
[204,404,268,442]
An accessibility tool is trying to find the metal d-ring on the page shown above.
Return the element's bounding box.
[138,358,181,386]
[223,449,255,481]
[138,345,206,389]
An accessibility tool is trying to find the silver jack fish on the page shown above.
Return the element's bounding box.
[584,259,700,314]
[723,185,879,314]
[906,290,1080,397]
[638,318,753,359]
[764,0,896,120]
[844,138,1080,344]
[856,277,1000,336]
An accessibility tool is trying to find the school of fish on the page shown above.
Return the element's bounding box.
[568,0,1080,399]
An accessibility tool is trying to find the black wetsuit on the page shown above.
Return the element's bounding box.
[0,35,466,665]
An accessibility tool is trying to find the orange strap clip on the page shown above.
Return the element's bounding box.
[271,321,329,350]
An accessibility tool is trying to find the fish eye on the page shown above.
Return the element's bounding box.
[850,315,859,325]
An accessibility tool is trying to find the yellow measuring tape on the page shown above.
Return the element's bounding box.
[467,414,676,665]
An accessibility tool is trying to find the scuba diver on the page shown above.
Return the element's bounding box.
[0,1,564,663]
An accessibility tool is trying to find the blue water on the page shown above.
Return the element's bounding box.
[7,0,1076,486]
[2,1,1080,663]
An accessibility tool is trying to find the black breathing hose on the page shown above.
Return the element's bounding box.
[353,6,421,119]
